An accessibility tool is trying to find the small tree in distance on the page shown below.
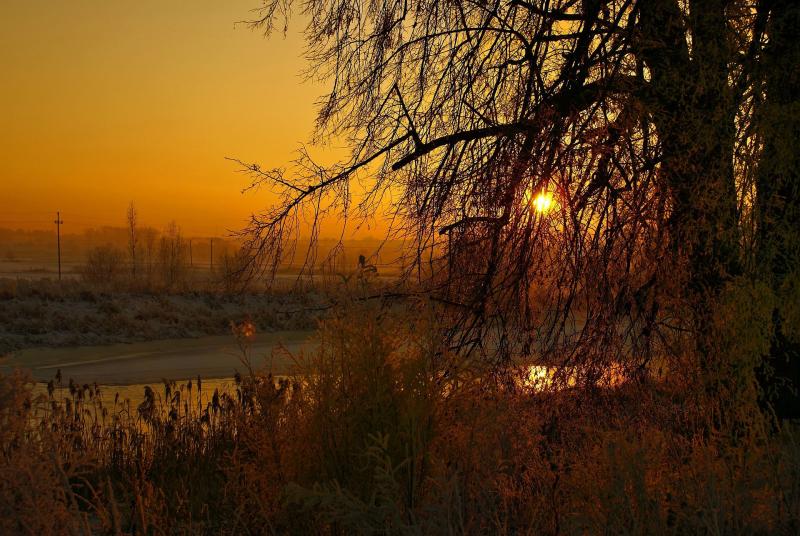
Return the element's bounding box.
[158,221,188,289]
[83,245,125,286]
[140,226,159,283]
[127,201,138,280]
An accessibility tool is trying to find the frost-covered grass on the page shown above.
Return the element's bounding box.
[0,278,323,354]
[2,302,798,534]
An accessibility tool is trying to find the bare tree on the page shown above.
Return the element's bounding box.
[127,202,138,279]
[140,227,159,282]
[237,1,798,415]
[83,245,125,286]
[159,221,188,289]
[753,0,800,417]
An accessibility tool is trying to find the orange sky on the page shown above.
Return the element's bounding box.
[1,0,345,237]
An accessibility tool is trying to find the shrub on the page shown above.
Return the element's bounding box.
[217,248,249,293]
[157,222,189,290]
[1,301,799,533]
[0,279,17,300]
[82,245,125,286]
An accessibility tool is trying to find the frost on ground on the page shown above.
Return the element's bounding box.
[0,278,324,354]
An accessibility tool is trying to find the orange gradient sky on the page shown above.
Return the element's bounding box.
[1,0,345,237]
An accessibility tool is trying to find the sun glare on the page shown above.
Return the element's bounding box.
[532,191,555,214]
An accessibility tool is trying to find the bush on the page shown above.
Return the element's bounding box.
[82,245,126,286]
[0,279,17,300]
[1,301,799,534]
[157,222,189,290]
[218,248,249,293]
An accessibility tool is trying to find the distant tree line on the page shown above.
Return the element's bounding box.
[81,204,242,290]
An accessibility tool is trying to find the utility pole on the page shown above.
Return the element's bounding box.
[54,211,64,280]
[189,239,193,267]
[209,238,213,272]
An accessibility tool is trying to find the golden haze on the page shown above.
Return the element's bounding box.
[0,0,349,237]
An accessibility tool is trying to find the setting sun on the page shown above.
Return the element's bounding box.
[532,191,555,214]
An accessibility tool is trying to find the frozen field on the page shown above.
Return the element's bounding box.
[2,330,313,385]
[0,278,323,354]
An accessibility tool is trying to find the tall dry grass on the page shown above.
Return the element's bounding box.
[1,298,799,534]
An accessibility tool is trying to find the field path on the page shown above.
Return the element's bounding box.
[1,330,315,385]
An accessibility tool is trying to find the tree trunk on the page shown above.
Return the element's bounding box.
[756,0,800,419]
[639,0,740,356]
